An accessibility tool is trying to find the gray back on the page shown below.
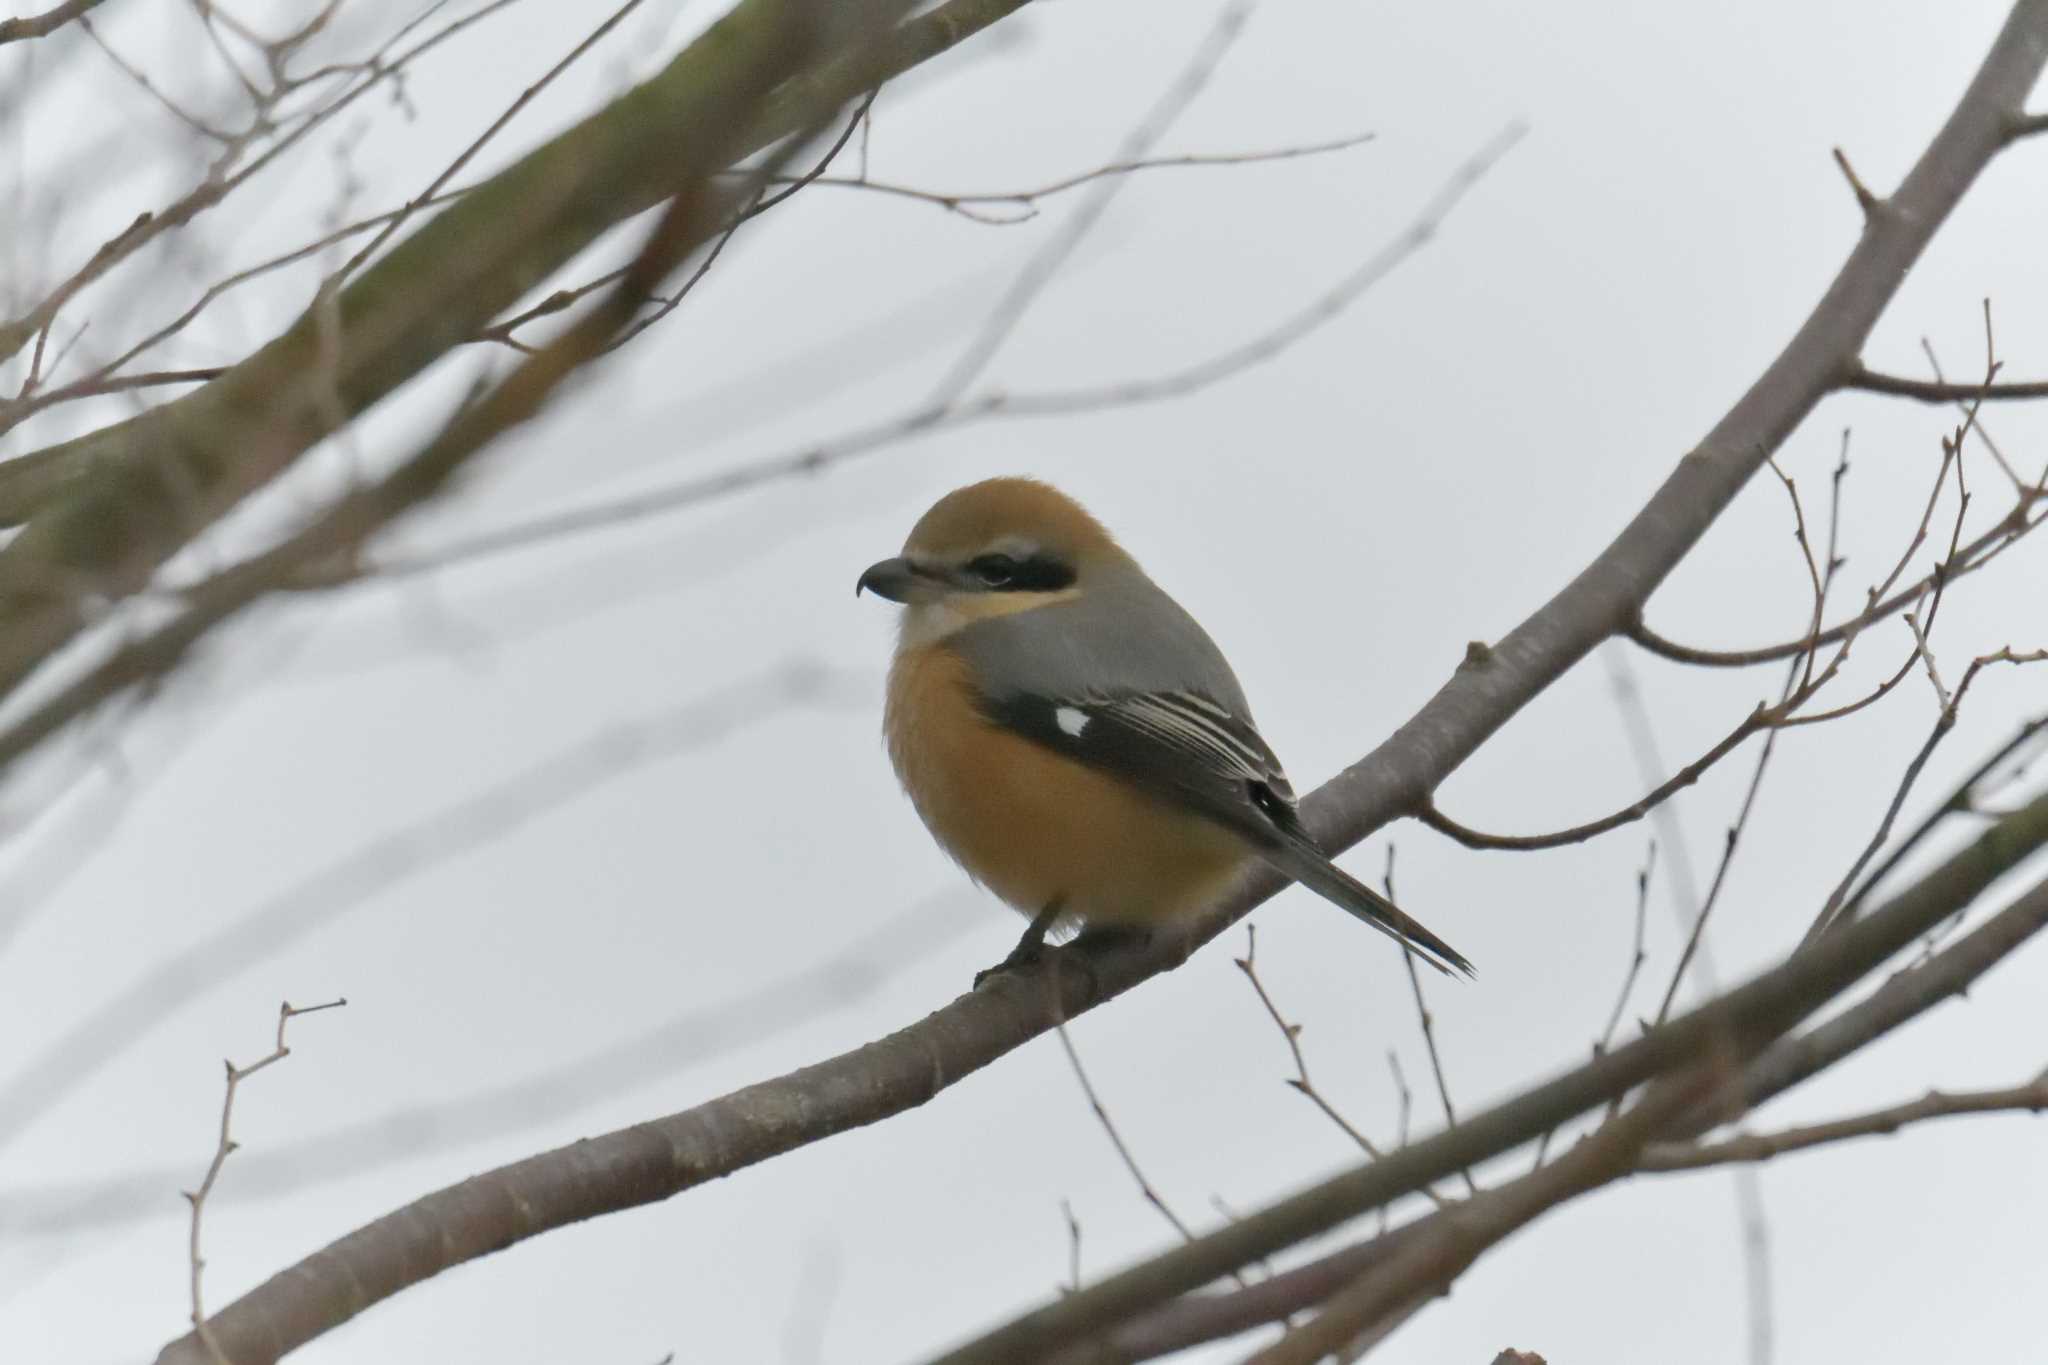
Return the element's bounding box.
[952,565,1253,713]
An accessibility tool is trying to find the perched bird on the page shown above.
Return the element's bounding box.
[858,478,1471,980]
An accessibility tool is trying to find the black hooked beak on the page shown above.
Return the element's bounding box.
[855,556,925,602]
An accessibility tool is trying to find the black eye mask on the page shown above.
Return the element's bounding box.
[966,552,1076,592]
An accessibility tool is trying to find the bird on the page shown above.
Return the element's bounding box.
[856,477,1472,983]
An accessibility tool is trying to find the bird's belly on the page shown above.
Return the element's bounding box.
[887,650,1247,923]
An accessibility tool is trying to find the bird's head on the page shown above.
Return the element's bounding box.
[858,478,1122,645]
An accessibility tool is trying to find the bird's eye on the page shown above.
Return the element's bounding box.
[968,553,1019,587]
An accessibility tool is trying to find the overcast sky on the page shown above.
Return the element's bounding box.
[5,3,2048,1362]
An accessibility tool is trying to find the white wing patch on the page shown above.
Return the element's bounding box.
[1055,705,1091,737]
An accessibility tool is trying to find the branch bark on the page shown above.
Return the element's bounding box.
[0,0,105,46]
[1075,830,2048,1362]
[0,0,1032,704]
[936,795,2048,1363]
[1639,1073,2048,1170]
[144,0,2048,1359]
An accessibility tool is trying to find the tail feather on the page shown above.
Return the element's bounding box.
[1259,841,1474,977]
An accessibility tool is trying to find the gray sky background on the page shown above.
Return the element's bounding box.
[4,2,2047,1362]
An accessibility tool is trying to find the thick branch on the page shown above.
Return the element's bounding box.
[936,792,2048,1363]
[149,2,2048,1360]
[1086,849,2048,1362]
[0,0,1032,702]
[1245,1074,1712,1365]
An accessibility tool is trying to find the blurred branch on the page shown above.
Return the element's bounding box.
[1809,647,2048,939]
[1054,824,2048,1364]
[3,889,972,1237]
[170,780,2048,1365]
[0,0,106,46]
[0,0,940,778]
[0,661,854,1149]
[1242,1073,1712,1365]
[0,0,1033,722]
[1838,713,2048,918]
[936,0,2048,1349]
[0,0,523,377]
[146,2,2048,1360]
[927,0,1254,407]
[336,0,655,282]
[304,118,1524,590]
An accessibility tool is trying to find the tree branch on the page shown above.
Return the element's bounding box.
[1843,359,2048,403]
[1073,841,2048,1362]
[0,0,106,46]
[0,0,1034,708]
[146,1,2048,1359]
[938,787,2048,1363]
[1639,1072,2048,1171]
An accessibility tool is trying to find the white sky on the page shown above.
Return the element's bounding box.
[4,2,2048,1362]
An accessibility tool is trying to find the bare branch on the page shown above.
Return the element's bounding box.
[0,0,1035,715]
[5,887,972,1238]
[1235,925,1422,1174]
[144,6,2048,1358]
[1419,706,1764,852]
[1838,713,2048,919]
[0,662,854,1149]
[787,131,1374,223]
[1598,843,1656,1055]
[0,0,105,45]
[1242,1074,1712,1365]
[328,120,1522,588]
[183,998,346,1362]
[1076,842,2048,1363]
[925,0,1254,406]
[1383,847,1471,1198]
[1625,494,2043,668]
[1808,647,2048,939]
[1844,361,2048,403]
[1640,1071,2048,1171]
[1055,1021,1214,1256]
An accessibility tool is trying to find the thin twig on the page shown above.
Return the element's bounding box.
[925,0,1255,405]
[1599,843,1657,1054]
[184,998,347,1360]
[1639,1069,2048,1170]
[1386,847,1474,1196]
[1054,1022,1211,1255]
[310,122,1523,589]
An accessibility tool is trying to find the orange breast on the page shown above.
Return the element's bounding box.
[885,645,1248,924]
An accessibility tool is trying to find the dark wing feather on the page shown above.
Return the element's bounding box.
[979,687,1474,976]
[980,689,1293,849]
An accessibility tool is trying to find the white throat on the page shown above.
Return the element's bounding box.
[896,600,972,651]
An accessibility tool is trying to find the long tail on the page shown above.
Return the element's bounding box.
[1258,840,1474,977]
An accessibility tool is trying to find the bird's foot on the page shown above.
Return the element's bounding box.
[973,900,1065,991]
[972,937,1049,990]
